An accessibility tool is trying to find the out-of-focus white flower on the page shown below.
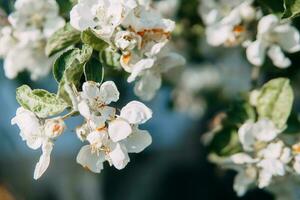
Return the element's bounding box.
[4,40,54,80]
[129,48,185,101]
[246,14,300,68]
[210,119,296,196]
[200,0,256,47]
[11,107,66,179]
[0,26,17,57]
[238,119,280,151]
[257,141,291,188]
[8,0,65,38]
[0,0,65,80]
[76,81,152,173]
[154,0,180,18]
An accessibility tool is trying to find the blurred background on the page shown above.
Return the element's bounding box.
[1,0,300,199]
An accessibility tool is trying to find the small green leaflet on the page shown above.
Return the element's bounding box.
[55,45,93,105]
[46,23,81,57]
[283,0,300,18]
[16,85,68,118]
[81,29,109,52]
[256,78,294,129]
[84,57,104,83]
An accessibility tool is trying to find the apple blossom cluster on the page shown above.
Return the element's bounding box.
[0,0,65,80]
[210,119,300,196]
[199,0,300,68]
[12,81,153,179]
[70,0,185,100]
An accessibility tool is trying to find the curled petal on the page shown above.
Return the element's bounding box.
[108,119,132,142]
[246,40,266,66]
[99,81,120,104]
[120,101,152,124]
[267,45,291,68]
[34,142,53,180]
[275,24,300,53]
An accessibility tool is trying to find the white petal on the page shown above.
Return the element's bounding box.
[293,155,300,174]
[267,45,291,68]
[246,40,266,66]
[127,58,155,83]
[78,101,91,119]
[34,141,53,180]
[258,158,285,176]
[258,169,273,188]
[254,119,280,142]
[231,153,256,164]
[120,101,152,124]
[233,167,256,197]
[108,119,132,142]
[82,81,100,100]
[238,122,255,151]
[108,143,130,170]
[134,71,162,101]
[275,24,300,53]
[70,3,97,31]
[257,14,279,35]
[158,52,186,72]
[99,81,120,104]
[76,145,105,173]
[206,24,231,46]
[122,128,152,153]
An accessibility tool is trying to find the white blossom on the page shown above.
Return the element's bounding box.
[246,14,300,68]
[0,0,65,80]
[76,81,152,173]
[199,0,257,47]
[11,107,66,179]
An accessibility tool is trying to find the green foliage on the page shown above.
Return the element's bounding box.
[81,29,109,52]
[256,78,294,129]
[84,57,104,83]
[55,45,93,105]
[46,23,81,57]
[256,0,285,15]
[16,85,68,118]
[283,0,300,18]
[208,100,255,156]
[209,126,242,156]
[99,48,121,69]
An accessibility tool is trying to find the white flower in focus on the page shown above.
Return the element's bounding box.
[11,107,66,179]
[76,80,152,173]
[246,14,300,68]
[70,0,137,41]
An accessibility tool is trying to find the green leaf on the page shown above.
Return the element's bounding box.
[54,46,93,104]
[16,85,68,118]
[99,47,121,68]
[226,99,256,126]
[46,23,81,57]
[81,29,109,52]
[283,0,300,18]
[257,0,285,15]
[209,127,242,156]
[53,48,80,83]
[84,57,104,82]
[256,78,294,129]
